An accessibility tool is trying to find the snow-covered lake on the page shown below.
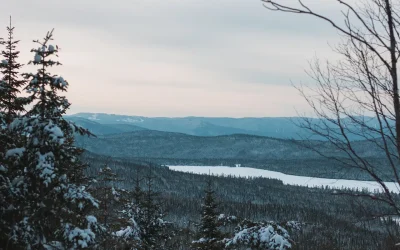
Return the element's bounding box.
[168,166,400,193]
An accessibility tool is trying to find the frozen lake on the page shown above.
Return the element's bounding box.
[168,165,400,193]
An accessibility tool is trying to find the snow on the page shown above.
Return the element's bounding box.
[65,225,95,248]
[88,114,100,121]
[44,122,64,144]
[0,165,7,172]
[225,221,292,249]
[43,241,64,250]
[120,118,144,123]
[86,215,97,224]
[114,217,141,242]
[34,52,41,63]
[63,184,99,209]
[5,147,26,158]
[36,152,55,186]
[168,166,400,193]
[48,45,55,52]
[52,76,67,87]
[1,59,8,65]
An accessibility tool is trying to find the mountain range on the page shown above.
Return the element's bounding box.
[70,113,390,180]
[66,113,327,139]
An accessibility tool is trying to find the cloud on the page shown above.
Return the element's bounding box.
[1,0,347,117]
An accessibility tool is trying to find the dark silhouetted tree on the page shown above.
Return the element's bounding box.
[192,178,223,250]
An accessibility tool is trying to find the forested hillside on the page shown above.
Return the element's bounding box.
[67,113,383,140]
[74,129,396,181]
[76,130,386,160]
[83,152,399,250]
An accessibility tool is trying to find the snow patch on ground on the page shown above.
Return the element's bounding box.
[88,114,100,121]
[116,118,144,123]
[168,166,400,193]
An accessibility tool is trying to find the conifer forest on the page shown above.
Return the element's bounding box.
[3,0,400,249]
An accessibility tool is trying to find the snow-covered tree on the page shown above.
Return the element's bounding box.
[141,173,171,249]
[225,220,296,250]
[90,163,131,249]
[191,179,224,250]
[115,171,171,250]
[0,19,30,249]
[114,201,143,249]
[95,164,123,226]
[4,29,101,249]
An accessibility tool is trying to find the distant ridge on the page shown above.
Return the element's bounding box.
[65,116,148,136]
[67,112,379,140]
[67,112,314,139]
[74,128,384,160]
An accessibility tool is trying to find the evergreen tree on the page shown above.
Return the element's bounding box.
[96,163,120,226]
[225,220,293,250]
[116,170,170,250]
[91,162,130,249]
[133,168,144,205]
[5,29,101,249]
[141,172,169,249]
[0,17,27,164]
[0,19,30,249]
[191,178,223,250]
[0,17,27,124]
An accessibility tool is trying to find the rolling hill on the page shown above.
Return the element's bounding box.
[75,129,383,160]
[67,113,384,140]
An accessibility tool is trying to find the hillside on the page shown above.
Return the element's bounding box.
[68,113,384,140]
[66,116,148,135]
[81,152,394,250]
[75,129,383,160]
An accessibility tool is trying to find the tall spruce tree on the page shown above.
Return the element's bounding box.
[0,17,27,124]
[191,178,223,250]
[91,162,130,249]
[0,17,27,166]
[141,172,167,249]
[133,168,144,205]
[0,19,29,249]
[96,163,120,226]
[116,170,170,250]
[5,29,101,249]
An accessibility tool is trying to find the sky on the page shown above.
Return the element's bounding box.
[1,0,346,117]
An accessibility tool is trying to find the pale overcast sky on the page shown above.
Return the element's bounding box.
[2,0,345,117]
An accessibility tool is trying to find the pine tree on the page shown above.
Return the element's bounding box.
[91,161,131,249]
[0,17,27,164]
[141,172,166,249]
[96,163,120,226]
[133,168,144,205]
[225,220,293,250]
[0,19,30,249]
[0,17,27,124]
[191,178,223,250]
[116,170,170,250]
[5,29,101,249]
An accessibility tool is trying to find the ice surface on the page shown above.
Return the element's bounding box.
[168,166,400,193]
